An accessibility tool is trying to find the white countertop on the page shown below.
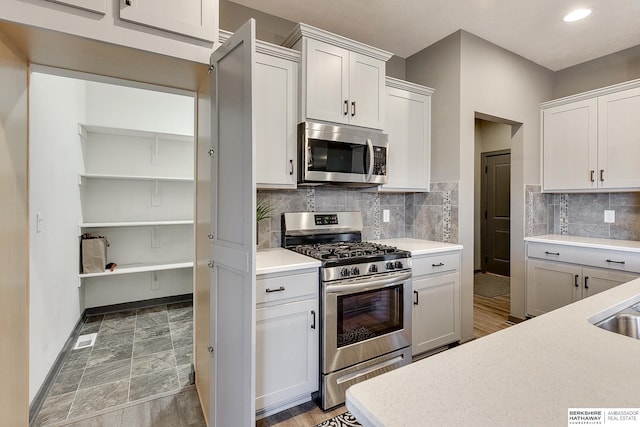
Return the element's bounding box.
[374,238,463,256]
[256,247,320,276]
[347,277,640,426]
[525,234,640,253]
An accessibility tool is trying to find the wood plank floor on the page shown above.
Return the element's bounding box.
[473,292,512,338]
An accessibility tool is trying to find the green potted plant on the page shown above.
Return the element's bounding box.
[256,197,274,245]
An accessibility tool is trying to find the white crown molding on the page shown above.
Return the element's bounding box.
[540,77,640,108]
[282,23,393,61]
[385,77,434,96]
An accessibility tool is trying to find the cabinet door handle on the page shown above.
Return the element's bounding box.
[289,159,294,175]
[343,100,349,116]
[606,259,625,265]
[265,286,285,293]
[584,276,589,289]
[545,251,560,256]
[351,101,356,117]
[413,290,419,305]
[124,0,131,5]
[590,170,595,183]
[600,169,604,182]
[574,274,579,288]
[310,310,316,329]
[432,262,445,267]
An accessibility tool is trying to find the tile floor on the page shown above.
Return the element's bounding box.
[33,301,195,426]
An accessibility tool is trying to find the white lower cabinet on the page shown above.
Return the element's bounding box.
[255,270,319,417]
[526,260,639,317]
[526,240,640,317]
[411,251,461,356]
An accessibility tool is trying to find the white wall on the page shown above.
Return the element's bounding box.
[29,72,195,400]
[29,72,87,403]
[473,120,511,270]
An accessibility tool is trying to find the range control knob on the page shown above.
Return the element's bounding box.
[350,266,360,276]
[386,262,395,270]
[394,261,404,269]
[340,267,350,277]
[369,264,378,273]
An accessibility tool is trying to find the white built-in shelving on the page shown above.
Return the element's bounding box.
[78,124,194,289]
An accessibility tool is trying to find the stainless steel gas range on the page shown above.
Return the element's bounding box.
[282,211,412,410]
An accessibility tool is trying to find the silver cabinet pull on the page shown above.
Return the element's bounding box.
[432,262,445,267]
[606,259,625,264]
[311,310,316,329]
[600,169,605,182]
[545,251,560,256]
[289,159,294,175]
[574,274,579,287]
[343,100,349,116]
[265,286,285,293]
[351,101,356,117]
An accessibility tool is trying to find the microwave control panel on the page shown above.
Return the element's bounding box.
[373,147,387,176]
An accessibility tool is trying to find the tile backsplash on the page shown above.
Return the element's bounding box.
[257,182,459,249]
[526,184,640,240]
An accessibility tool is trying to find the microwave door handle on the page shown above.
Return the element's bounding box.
[366,138,374,182]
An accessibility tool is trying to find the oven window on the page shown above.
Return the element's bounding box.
[336,285,403,348]
[307,139,367,174]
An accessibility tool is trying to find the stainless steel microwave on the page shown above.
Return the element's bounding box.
[298,121,389,186]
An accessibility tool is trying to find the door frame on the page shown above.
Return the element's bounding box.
[480,148,511,275]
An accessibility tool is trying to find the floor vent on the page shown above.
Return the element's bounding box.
[73,332,97,350]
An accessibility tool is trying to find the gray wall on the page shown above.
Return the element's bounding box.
[553,44,640,99]
[404,30,555,335]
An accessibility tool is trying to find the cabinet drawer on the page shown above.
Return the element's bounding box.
[412,252,460,277]
[527,242,640,274]
[256,271,318,305]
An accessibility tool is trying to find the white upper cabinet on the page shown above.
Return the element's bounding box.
[220,30,299,189]
[541,78,640,192]
[119,0,216,42]
[4,0,218,63]
[542,98,597,191]
[283,23,391,130]
[255,46,299,189]
[381,78,433,192]
[597,86,640,189]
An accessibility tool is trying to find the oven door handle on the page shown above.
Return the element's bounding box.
[366,138,374,182]
[325,271,412,296]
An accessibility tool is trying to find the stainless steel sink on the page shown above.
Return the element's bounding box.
[596,304,640,340]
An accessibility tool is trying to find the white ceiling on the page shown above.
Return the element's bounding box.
[229,0,640,71]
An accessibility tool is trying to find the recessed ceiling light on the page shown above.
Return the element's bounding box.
[563,8,592,22]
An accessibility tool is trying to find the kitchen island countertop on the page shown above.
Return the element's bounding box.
[526,234,640,253]
[256,247,320,276]
[346,276,640,426]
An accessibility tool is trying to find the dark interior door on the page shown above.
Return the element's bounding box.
[482,150,511,276]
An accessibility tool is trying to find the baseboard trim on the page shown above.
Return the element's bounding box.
[508,315,526,324]
[29,314,85,425]
[29,293,194,425]
[84,293,193,316]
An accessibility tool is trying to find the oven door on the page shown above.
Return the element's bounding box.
[323,271,412,374]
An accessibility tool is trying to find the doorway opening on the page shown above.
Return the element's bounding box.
[473,117,513,338]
